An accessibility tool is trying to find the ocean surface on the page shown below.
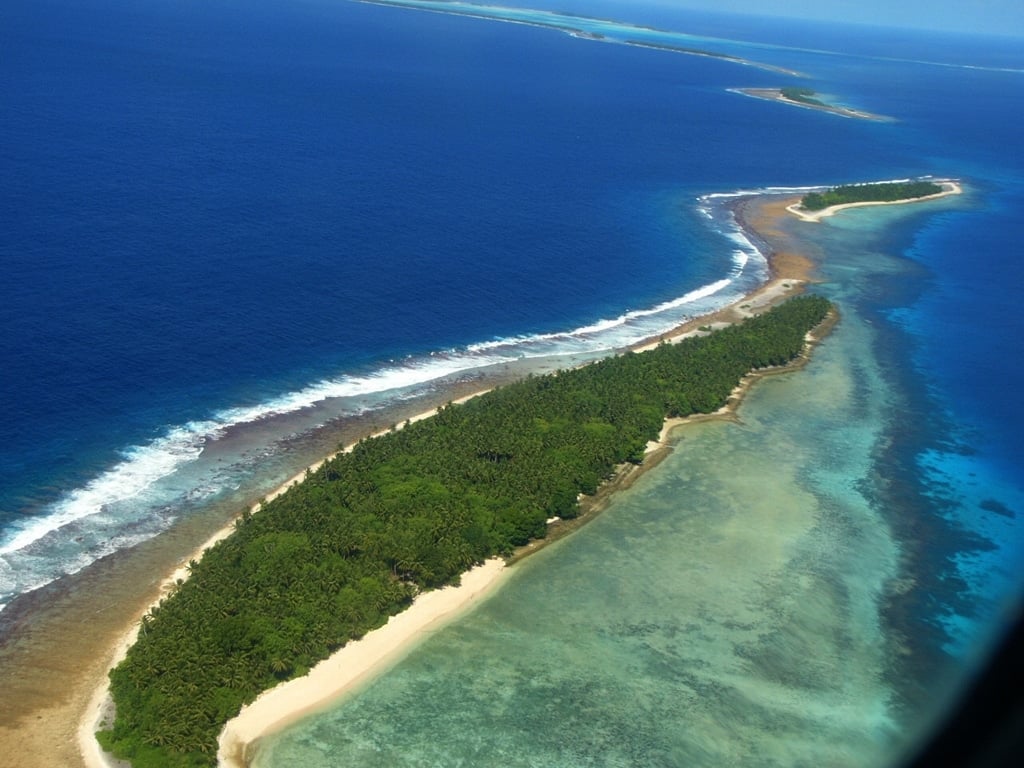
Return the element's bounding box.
[1,0,1022,764]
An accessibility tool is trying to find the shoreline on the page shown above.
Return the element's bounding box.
[68,190,812,768]
[786,180,962,222]
[217,557,510,768]
[75,389,497,768]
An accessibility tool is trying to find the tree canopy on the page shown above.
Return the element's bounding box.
[97,295,833,767]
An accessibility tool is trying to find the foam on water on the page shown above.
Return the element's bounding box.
[466,276,734,353]
[0,422,216,557]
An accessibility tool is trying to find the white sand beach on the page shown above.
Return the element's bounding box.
[217,558,509,768]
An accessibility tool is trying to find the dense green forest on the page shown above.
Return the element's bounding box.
[800,180,943,211]
[97,296,832,767]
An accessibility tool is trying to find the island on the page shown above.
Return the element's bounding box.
[787,179,962,222]
[731,87,892,121]
[78,180,961,768]
[77,181,965,768]
[87,292,833,767]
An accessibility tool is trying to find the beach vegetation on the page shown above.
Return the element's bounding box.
[801,180,943,211]
[98,295,833,767]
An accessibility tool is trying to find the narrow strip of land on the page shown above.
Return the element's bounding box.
[361,1,802,76]
[731,87,891,121]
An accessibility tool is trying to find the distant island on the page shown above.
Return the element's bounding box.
[360,1,802,75]
[732,87,891,121]
[801,180,943,210]
[787,179,962,222]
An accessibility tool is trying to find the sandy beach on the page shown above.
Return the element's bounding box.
[2,191,816,768]
[216,557,509,768]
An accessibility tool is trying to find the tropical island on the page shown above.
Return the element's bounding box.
[732,87,891,121]
[788,179,962,221]
[89,293,833,768]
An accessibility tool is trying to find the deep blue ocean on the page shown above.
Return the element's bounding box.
[1,0,1022,708]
